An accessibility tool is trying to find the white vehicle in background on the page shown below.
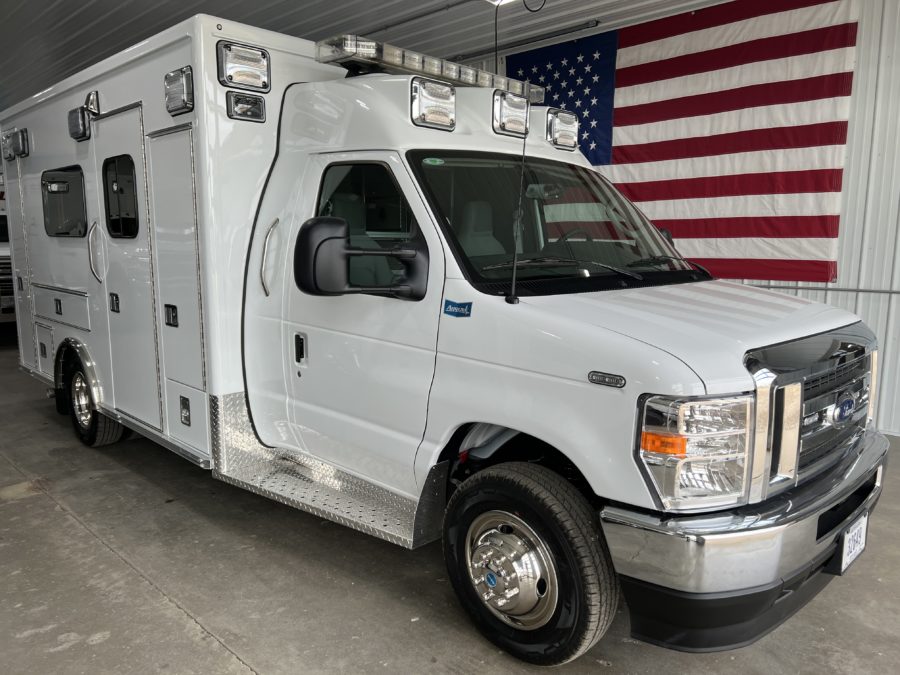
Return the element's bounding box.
[0,171,15,322]
[0,16,888,665]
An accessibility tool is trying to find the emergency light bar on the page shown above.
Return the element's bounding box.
[316,35,545,104]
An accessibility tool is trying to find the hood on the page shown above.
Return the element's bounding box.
[521,280,860,393]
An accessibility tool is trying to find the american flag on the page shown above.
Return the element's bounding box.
[506,0,859,282]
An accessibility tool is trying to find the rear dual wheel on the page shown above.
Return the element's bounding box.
[443,462,619,666]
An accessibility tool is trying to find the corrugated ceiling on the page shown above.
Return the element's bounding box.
[0,0,725,112]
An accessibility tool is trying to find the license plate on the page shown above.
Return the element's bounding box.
[841,512,868,573]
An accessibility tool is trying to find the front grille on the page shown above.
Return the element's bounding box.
[746,323,876,503]
[0,256,12,296]
[804,356,869,400]
[796,354,870,482]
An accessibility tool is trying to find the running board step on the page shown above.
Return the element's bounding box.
[210,393,444,548]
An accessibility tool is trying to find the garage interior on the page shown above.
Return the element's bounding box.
[2,0,899,672]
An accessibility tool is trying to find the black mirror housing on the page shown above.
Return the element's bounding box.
[294,216,428,300]
[294,217,352,295]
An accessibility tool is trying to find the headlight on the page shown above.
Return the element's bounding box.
[638,394,753,511]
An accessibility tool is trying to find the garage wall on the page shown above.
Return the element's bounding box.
[748,0,900,434]
[491,0,899,434]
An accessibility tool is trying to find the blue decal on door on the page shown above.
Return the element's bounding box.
[443,300,473,318]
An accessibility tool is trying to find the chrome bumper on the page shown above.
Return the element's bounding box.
[601,429,889,594]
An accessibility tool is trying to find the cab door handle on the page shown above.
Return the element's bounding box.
[294,333,306,362]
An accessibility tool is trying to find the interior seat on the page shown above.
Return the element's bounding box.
[328,193,394,287]
[457,201,505,257]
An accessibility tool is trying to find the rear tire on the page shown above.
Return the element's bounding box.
[443,462,619,666]
[64,360,125,447]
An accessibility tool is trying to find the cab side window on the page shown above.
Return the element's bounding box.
[316,163,418,286]
[102,155,139,238]
[41,167,88,237]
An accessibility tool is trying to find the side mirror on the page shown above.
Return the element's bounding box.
[293,216,428,300]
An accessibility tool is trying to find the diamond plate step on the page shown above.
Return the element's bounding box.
[210,393,442,548]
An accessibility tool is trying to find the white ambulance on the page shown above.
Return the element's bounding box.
[0,15,887,665]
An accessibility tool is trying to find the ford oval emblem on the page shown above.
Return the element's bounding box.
[832,391,856,428]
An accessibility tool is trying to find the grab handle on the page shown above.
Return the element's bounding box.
[87,222,102,283]
[260,217,279,297]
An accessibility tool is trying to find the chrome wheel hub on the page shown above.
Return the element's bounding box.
[71,372,92,430]
[465,510,558,631]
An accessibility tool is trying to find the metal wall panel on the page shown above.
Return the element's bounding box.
[746,0,900,433]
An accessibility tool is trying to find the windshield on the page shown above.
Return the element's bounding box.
[409,151,698,292]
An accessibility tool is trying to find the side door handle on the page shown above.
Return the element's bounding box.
[87,221,103,283]
[260,217,279,297]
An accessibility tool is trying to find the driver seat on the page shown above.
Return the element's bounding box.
[457,201,505,256]
[329,193,394,286]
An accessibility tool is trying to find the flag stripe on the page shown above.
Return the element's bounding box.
[653,216,840,239]
[599,146,845,183]
[677,236,835,260]
[616,23,857,88]
[689,258,837,281]
[617,1,854,66]
[615,168,842,202]
[612,121,848,164]
[613,98,850,147]
[614,46,855,108]
[637,192,842,220]
[617,0,839,49]
[614,72,853,127]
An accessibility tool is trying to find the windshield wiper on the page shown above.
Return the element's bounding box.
[482,256,643,280]
[626,255,712,276]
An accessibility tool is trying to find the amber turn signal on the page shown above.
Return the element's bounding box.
[641,431,688,456]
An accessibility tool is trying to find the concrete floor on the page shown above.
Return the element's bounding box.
[0,323,898,674]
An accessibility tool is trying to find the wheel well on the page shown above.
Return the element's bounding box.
[437,424,600,509]
[53,339,102,415]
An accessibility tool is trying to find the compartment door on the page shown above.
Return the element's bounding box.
[3,158,37,368]
[92,108,162,428]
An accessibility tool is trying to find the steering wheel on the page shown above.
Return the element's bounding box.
[557,227,594,243]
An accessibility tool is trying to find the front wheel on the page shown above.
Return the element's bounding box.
[443,462,619,666]
[66,363,125,447]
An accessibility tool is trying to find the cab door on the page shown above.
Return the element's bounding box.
[244,150,445,496]
[287,153,444,493]
[91,108,161,428]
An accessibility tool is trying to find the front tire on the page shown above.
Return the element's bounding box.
[65,362,125,447]
[443,462,619,666]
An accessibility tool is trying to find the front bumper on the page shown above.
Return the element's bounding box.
[600,428,889,651]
